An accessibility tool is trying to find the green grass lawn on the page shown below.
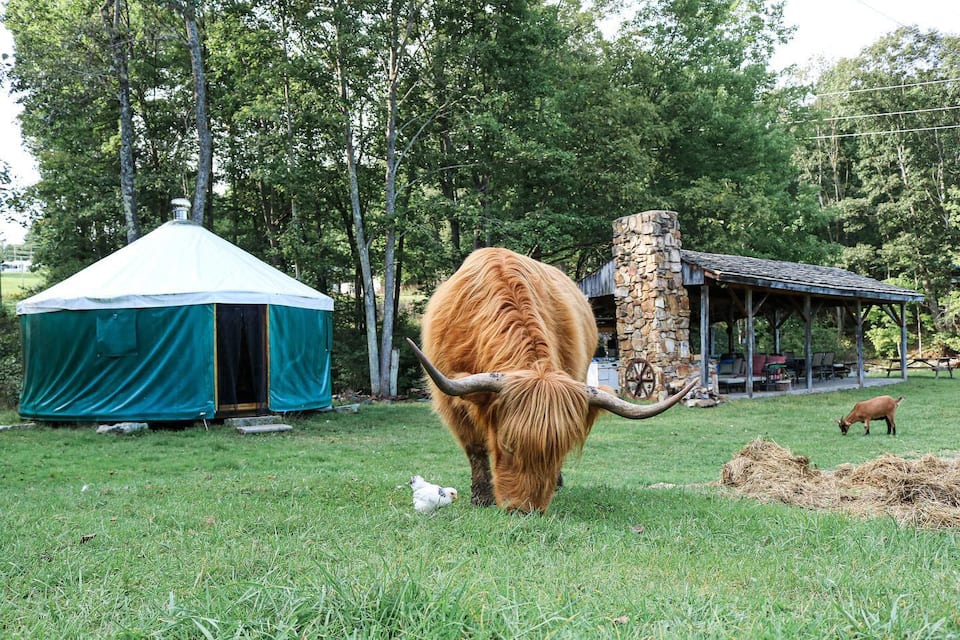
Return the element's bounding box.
[3,376,960,638]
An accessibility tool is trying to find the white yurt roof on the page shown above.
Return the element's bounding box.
[17,220,334,314]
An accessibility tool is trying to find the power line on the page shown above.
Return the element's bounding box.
[808,123,960,140]
[815,77,960,98]
[791,105,960,126]
[853,0,908,29]
[815,104,960,123]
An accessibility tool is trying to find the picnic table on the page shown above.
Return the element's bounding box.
[885,357,955,378]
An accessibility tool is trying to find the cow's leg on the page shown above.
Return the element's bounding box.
[863,419,870,435]
[466,444,495,506]
[888,416,896,436]
[438,400,495,506]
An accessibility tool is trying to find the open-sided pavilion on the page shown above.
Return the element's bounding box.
[579,211,925,399]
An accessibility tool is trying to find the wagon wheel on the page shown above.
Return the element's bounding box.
[624,359,657,399]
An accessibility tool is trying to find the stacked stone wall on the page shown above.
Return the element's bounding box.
[612,210,691,399]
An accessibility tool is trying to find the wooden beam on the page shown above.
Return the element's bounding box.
[787,297,809,323]
[751,291,769,316]
[774,307,796,329]
[882,303,902,326]
[774,308,781,354]
[726,288,747,317]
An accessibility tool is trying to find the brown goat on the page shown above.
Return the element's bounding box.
[837,395,903,436]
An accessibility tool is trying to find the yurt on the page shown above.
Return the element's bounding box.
[17,217,334,423]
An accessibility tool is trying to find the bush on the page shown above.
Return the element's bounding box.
[0,308,22,409]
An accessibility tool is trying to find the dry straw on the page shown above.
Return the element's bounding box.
[721,438,960,529]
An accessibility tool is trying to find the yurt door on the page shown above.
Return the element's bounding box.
[216,304,268,416]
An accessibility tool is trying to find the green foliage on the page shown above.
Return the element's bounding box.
[938,291,960,353]
[865,308,901,359]
[11,0,952,388]
[4,380,960,636]
[5,0,189,283]
[331,294,424,396]
[798,28,960,350]
[610,0,829,263]
[0,308,22,408]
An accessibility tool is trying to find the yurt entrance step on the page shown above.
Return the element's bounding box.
[226,416,292,434]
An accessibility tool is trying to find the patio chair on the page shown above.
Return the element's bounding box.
[717,357,747,393]
[810,352,823,379]
[815,352,835,380]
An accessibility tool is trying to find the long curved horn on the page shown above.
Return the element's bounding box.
[406,338,507,396]
[586,378,697,419]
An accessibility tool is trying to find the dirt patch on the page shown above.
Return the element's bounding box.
[721,438,960,529]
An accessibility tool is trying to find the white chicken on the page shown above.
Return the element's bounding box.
[409,475,458,514]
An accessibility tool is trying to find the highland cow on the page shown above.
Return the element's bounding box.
[408,247,694,513]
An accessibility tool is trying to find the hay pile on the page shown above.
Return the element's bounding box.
[721,438,960,529]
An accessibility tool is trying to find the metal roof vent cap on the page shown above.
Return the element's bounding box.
[171,198,191,221]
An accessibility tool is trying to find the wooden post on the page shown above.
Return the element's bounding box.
[900,302,908,380]
[390,348,400,397]
[746,289,754,398]
[804,295,813,392]
[856,300,864,388]
[774,308,781,354]
[700,283,710,389]
[727,312,735,354]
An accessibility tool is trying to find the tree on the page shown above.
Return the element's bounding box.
[4,0,851,392]
[6,0,131,280]
[801,28,960,345]
[100,0,140,242]
[165,0,213,225]
[6,0,207,277]
[613,0,827,263]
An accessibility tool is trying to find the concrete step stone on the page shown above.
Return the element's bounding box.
[235,424,293,435]
[225,416,284,428]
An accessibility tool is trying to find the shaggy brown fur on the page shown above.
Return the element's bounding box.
[421,248,602,513]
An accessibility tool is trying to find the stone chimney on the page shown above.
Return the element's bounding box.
[612,210,691,399]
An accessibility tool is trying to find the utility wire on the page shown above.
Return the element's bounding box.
[791,105,960,126]
[814,104,960,123]
[853,0,908,29]
[808,123,960,140]
[816,77,960,98]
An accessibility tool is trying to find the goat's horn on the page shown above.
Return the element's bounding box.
[406,338,507,396]
[586,378,697,419]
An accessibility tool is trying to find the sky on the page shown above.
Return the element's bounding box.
[1,0,959,245]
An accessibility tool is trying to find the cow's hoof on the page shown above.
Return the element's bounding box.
[471,487,495,507]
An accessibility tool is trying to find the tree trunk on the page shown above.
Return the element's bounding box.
[377,22,402,398]
[183,4,211,226]
[335,23,381,396]
[281,0,301,279]
[101,0,139,243]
